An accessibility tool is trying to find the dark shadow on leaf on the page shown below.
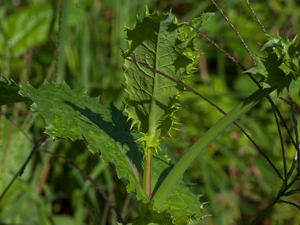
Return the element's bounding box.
[151,154,190,197]
[63,100,144,174]
[151,156,174,197]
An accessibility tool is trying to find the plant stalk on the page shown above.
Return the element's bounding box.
[143,148,153,199]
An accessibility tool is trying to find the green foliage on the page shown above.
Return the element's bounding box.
[246,32,299,93]
[0,76,29,106]
[122,9,204,151]
[17,80,206,224]
[1,1,300,224]
[19,81,148,202]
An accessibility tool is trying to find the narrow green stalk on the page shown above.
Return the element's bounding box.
[143,55,159,199]
[152,87,275,210]
[143,148,153,199]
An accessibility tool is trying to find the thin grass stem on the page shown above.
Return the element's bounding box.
[278,200,300,210]
[268,98,297,150]
[209,0,256,64]
[272,107,287,183]
[283,188,300,196]
[279,96,300,114]
[245,0,268,35]
[185,22,260,87]
[287,152,297,181]
[288,92,300,171]
[0,135,48,202]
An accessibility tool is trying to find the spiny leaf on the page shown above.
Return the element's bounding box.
[0,75,30,106]
[19,81,207,224]
[19,81,149,203]
[179,13,215,41]
[246,32,299,93]
[122,11,203,151]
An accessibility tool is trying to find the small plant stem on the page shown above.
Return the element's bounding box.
[283,188,300,197]
[273,107,287,183]
[250,199,277,225]
[286,152,297,180]
[0,135,47,202]
[246,0,268,35]
[288,93,300,171]
[185,22,259,86]
[143,148,153,199]
[268,98,297,150]
[209,0,256,64]
[279,96,300,114]
[0,168,19,202]
[278,200,300,210]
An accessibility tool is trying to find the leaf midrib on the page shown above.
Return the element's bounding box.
[147,18,162,139]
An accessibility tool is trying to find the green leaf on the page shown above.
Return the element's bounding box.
[246,32,299,93]
[19,81,206,224]
[179,13,215,41]
[19,81,149,203]
[0,75,30,106]
[122,11,201,151]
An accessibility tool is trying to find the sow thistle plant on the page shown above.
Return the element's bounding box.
[1,3,300,225]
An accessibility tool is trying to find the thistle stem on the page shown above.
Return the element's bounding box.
[143,148,153,199]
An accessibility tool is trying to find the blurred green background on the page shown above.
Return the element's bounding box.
[1,0,300,224]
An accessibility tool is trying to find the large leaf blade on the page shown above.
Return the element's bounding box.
[122,11,199,150]
[19,81,149,203]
